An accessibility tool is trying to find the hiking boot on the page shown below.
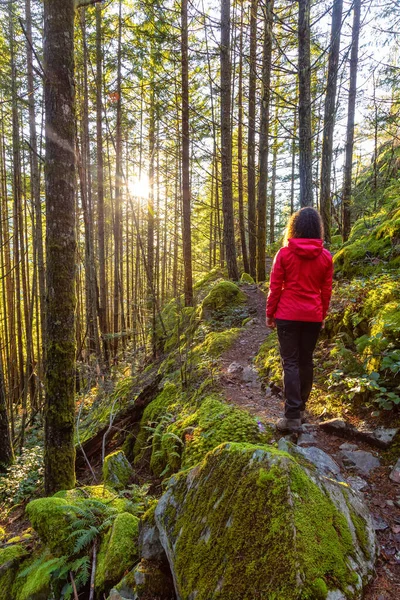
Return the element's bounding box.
[276,417,302,433]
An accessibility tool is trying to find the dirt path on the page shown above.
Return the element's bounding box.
[220,283,284,422]
[220,284,400,600]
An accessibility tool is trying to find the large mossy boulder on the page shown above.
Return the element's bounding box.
[0,544,28,598]
[103,450,134,490]
[25,497,72,555]
[201,281,246,320]
[95,512,140,594]
[154,442,377,600]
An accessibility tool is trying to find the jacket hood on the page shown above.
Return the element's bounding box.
[287,238,323,259]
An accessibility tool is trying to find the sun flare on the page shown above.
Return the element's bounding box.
[128,176,150,200]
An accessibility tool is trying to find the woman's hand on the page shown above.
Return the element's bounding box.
[266,317,276,329]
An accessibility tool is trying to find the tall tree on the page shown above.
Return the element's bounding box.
[342,0,362,241]
[0,347,13,469]
[220,0,239,280]
[257,0,274,282]
[320,0,343,244]
[181,0,193,306]
[298,0,313,207]
[96,2,109,364]
[44,0,76,494]
[247,0,258,278]
[237,1,249,274]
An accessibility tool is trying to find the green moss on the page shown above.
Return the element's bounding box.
[133,382,181,463]
[157,443,359,600]
[290,466,355,596]
[0,544,27,598]
[103,450,133,490]
[197,328,240,358]
[255,331,282,386]
[180,396,271,469]
[240,273,255,284]
[13,551,57,600]
[25,497,72,555]
[0,526,5,540]
[201,281,246,318]
[334,205,400,278]
[54,484,137,515]
[95,512,140,593]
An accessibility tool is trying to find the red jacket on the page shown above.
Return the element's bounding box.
[266,238,333,322]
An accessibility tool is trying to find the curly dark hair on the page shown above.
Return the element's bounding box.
[284,207,324,242]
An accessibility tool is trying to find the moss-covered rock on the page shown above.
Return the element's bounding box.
[25,497,72,555]
[201,281,246,319]
[195,328,240,358]
[0,544,27,598]
[103,450,134,490]
[334,205,400,278]
[12,550,59,600]
[54,484,138,515]
[134,382,181,465]
[240,273,255,284]
[0,526,5,541]
[154,442,377,600]
[95,512,140,594]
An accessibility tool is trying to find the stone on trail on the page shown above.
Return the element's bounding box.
[340,443,359,451]
[297,432,317,446]
[103,449,134,490]
[389,457,400,484]
[320,419,398,449]
[154,442,377,600]
[278,438,343,481]
[340,449,381,476]
[226,362,243,375]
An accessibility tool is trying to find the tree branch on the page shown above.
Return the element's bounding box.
[76,0,104,8]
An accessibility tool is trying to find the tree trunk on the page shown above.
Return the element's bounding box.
[181,0,193,306]
[113,0,123,360]
[320,0,343,244]
[256,0,274,282]
[44,0,76,494]
[96,3,109,364]
[247,0,258,278]
[298,0,313,207]
[342,0,361,241]
[237,2,249,274]
[0,344,13,470]
[220,0,239,280]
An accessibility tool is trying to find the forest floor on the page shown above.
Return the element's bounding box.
[220,284,400,600]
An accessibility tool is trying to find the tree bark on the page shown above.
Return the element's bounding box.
[342,0,361,241]
[320,0,343,244]
[256,0,274,282]
[95,2,109,364]
[0,345,13,470]
[44,0,76,494]
[247,0,258,278]
[220,0,239,280]
[113,0,123,359]
[237,1,249,274]
[298,0,313,207]
[181,0,193,306]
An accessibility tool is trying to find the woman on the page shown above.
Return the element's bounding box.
[266,207,333,432]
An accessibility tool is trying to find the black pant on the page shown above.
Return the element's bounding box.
[276,319,322,420]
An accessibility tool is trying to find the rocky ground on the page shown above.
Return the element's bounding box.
[220,285,400,600]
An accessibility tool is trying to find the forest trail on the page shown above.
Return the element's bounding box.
[220,283,283,424]
[220,285,400,600]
